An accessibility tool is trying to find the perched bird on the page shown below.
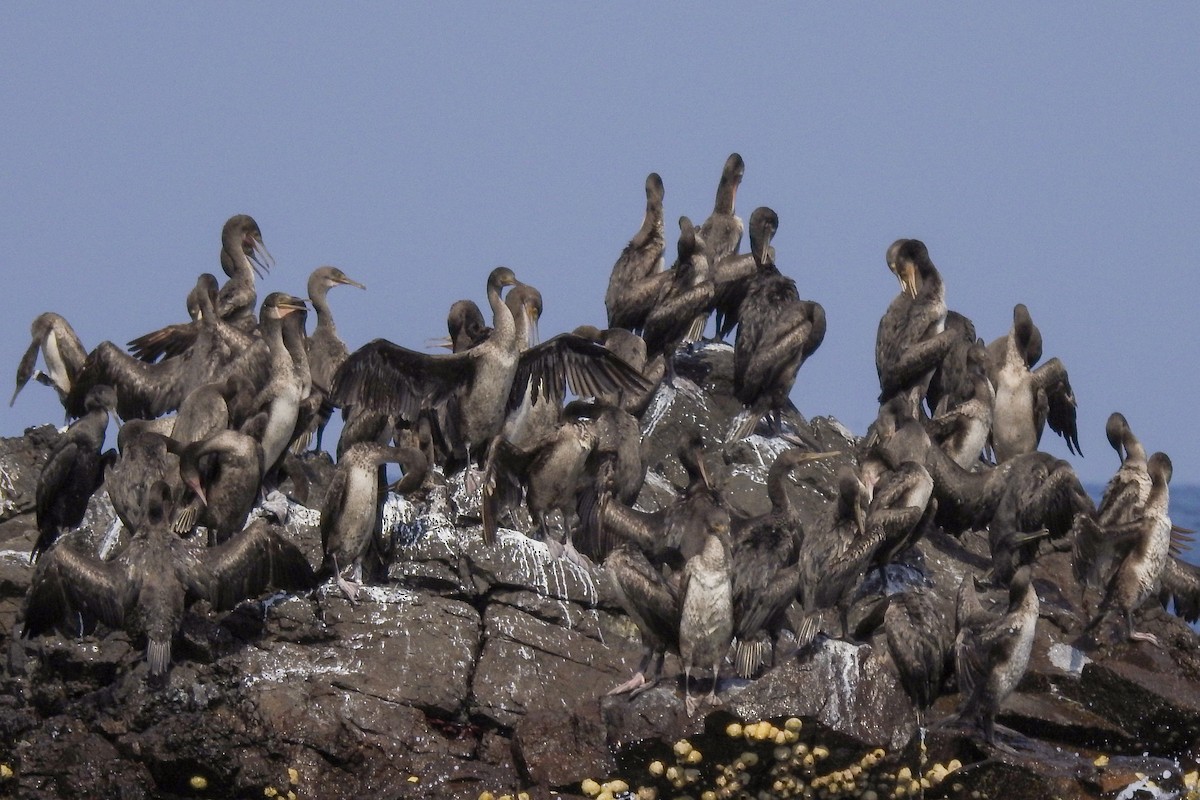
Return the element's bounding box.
[321,442,427,601]
[21,481,315,679]
[730,449,837,678]
[794,467,872,647]
[603,502,733,717]
[1074,413,1157,608]
[953,566,1039,746]
[987,304,1080,461]
[678,508,734,716]
[925,340,994,469]
[32,385,117,561]
[302,266,366,453]
[885,588,953,727]
[700,153,749,340]
[224,293,308,484]
[172,429,265,546]
[729,207,826,442]
[606,173,666,333]
[642,218,715,380]
[1079,452,1181,645]
[876,239,959,413]
[11,312,89,411]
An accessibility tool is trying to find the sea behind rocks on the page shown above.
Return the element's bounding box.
[0,344,1198,800]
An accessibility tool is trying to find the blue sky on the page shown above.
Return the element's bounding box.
[3,5,1199,486]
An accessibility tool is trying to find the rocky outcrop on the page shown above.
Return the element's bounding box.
[0,344,1197,799]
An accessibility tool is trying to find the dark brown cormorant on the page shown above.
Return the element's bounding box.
[700,153,746,337]
[642,218,715,380]
[302,266,365,452]
[21,480,315,678]
[953,566,1038,746]
[482,410,597,552]
[32,385,117,561]
[105,421,183,536]
[12,312,89,410]
[794,467,871,647]
[729,449,838,678]
[172,429,265,546]
[729,207,826,442]
[925,310,981,417]
[885,588,953,727]
[321,442,427,601]
[987,303,1080,461]
[603,543,679,697]
[986,453,1093,586]
[875,239,959,413]
[1074,413,1152,605]
[925,341,994,469]
[606,173,666,333]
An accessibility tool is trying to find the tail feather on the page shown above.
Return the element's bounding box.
[147,638,171,677]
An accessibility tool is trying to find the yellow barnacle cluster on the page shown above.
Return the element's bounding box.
[0,764,12,780]
[575,718,977,800]
[1183,770,1198,800]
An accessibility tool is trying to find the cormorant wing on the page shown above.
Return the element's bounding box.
[1032,358,1081,456]
[1159,556,1200,623]
[127,321,201,363]
[605,545,680,651]
[510,333,655,409]
[21,543,130,637]
[201,518,317,612]
[731,542,800,644]
[34,439,80,527]
[12,337,44,405]
[590,494,660,557]
[885,590,952,713]
[735,301,818,400]
[330,338,475,421]
[876,323,960,404]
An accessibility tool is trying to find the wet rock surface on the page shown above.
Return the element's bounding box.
[0,345,1196,799]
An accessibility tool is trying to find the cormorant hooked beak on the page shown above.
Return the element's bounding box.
[525,304,540,347]
[897,261,918,299]
[337,275,366,290]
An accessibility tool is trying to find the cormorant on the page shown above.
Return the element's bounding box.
[32,385,117,561]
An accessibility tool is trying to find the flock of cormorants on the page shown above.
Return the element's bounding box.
[11,153,1200,746]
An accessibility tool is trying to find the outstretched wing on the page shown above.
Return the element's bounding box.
[330,338,476,421]
[21,542,129,637]
[200,519,317,612]
[510,333,655,409]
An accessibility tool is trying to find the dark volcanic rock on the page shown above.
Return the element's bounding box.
[1,343,1199,799]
